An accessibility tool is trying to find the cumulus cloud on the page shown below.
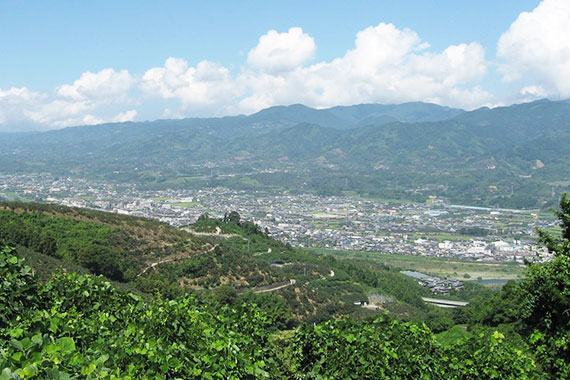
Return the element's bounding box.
[56,68,134,101]
[247,27,316,73]
[1,23,496,131]
[25,99,95,125]
[498,0,570,99]
[0,87,49,130]
[112,110,138,123]
[141,23,491,115]
[0,69,138,131]
[237,23,490,112]
[140,58,241,113]
[0,87,45,103]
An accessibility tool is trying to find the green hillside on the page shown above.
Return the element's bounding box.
[0,245,538,379]
[0,202,442,323]
[2,100,570,207]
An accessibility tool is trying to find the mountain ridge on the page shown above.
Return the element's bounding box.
[2,99,570,207]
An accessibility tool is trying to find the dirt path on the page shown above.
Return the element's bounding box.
[137,243,220,277]
[137,258,177,277]
[182,227,240,239]
[252,279,296,293]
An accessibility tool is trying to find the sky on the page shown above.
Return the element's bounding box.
[1,0,569,132]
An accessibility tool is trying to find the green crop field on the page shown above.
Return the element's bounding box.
[172,201,198,208]
[150,196,170,201]
[311,248,524,281]
[0,191,33,202]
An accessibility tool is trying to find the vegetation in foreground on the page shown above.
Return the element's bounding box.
[0,194,569,378]
[0,244,539,379]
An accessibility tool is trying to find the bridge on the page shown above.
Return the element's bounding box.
[422,297,469,308]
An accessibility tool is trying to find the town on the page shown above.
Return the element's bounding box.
[0,173,555,264]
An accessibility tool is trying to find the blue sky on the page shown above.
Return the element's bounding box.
[1,0,569,131]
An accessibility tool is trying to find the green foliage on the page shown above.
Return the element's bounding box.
[0,246,37,329]
[292,316,538,380]
[4,198,570,378]
[0,245,281,379]
[442,331,537,380]
[212,285,238,305]
[292,316,442,379]
[0,205,132,281]
[470,194,570,379]
[0,243,545,379]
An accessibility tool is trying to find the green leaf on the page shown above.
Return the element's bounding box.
[57,337,76,353]
[0,368,13,380]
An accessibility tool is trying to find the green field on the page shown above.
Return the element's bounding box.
[311,248,524,281]
[172,201,198,208]
[407,233,472,241]
[150,196,170,201]
[0,191,33,202]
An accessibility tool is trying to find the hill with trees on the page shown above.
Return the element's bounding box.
[0,201,441,324]
[0,243,538,379]
[2,100,570,207]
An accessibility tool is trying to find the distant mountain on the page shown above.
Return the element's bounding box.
[1,100,570,207]
[249,102,464,129]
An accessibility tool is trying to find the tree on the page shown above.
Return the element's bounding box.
[224,211,241,225]
[213,285,238,305]
[516,194,570,378]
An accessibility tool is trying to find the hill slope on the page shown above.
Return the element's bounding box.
[1,100,570,206]
[0,201,438,323]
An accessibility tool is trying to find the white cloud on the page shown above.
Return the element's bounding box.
[498,0,570,98]
[247,27,316,73]
[112,109,137,123]
[140,58,242,113]
[1,23,495,131]
[237,23,490,112]
[25,99,94,125]
[0,69,138,131]
[56,68,134,101]
[0,87,45,103]
[141,23,491,115]
[0,87,49,130]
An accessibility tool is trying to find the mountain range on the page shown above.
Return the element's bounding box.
[2,99,570,208]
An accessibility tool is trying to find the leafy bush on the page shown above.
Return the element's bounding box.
[0,244,544,379]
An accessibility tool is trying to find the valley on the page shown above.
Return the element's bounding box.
[0,173,556,266]
[2,101,570,209]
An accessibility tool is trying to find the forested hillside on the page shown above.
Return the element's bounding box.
[1,100,570,207]
[0,202,441,324]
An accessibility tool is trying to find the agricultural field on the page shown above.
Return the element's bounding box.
[312,248,524,281]
[172,201,198,208]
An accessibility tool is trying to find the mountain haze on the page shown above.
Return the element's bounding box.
[1,100,570,207]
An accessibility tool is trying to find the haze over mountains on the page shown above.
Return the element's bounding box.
[1,99,570,208]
